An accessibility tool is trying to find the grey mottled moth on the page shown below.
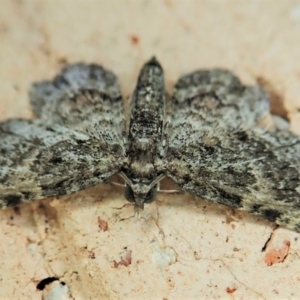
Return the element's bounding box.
[1,57,300,231]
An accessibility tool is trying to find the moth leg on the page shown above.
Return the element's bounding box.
[156,179,184,194]
[157,184,183,194]
[105,180,126,188]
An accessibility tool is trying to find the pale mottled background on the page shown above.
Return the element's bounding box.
[1,1,300,299]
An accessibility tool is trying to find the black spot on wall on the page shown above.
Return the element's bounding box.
[36,277,59,290]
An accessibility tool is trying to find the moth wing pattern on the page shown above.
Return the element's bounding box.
[167,69,271,133]
[30,63,126,143]
[0,63,127,208]
[165,69,300,231]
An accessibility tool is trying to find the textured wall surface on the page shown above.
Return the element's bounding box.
[1,1,300,299]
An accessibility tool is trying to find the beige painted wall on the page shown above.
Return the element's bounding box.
[1,1,300,299]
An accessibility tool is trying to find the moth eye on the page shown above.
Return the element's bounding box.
[124,185,135,202]
[144,187,157,204]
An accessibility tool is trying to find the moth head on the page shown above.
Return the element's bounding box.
[124,183,157,211]
[120,172,164,212]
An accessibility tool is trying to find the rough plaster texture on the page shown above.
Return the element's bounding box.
[1,1,300,299]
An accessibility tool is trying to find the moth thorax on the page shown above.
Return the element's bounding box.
[129,161,155,177]
[129,119,162,151]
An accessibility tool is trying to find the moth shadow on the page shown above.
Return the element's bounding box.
[2,178,277,235]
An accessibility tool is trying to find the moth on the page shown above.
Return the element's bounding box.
[1,57,300,231]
